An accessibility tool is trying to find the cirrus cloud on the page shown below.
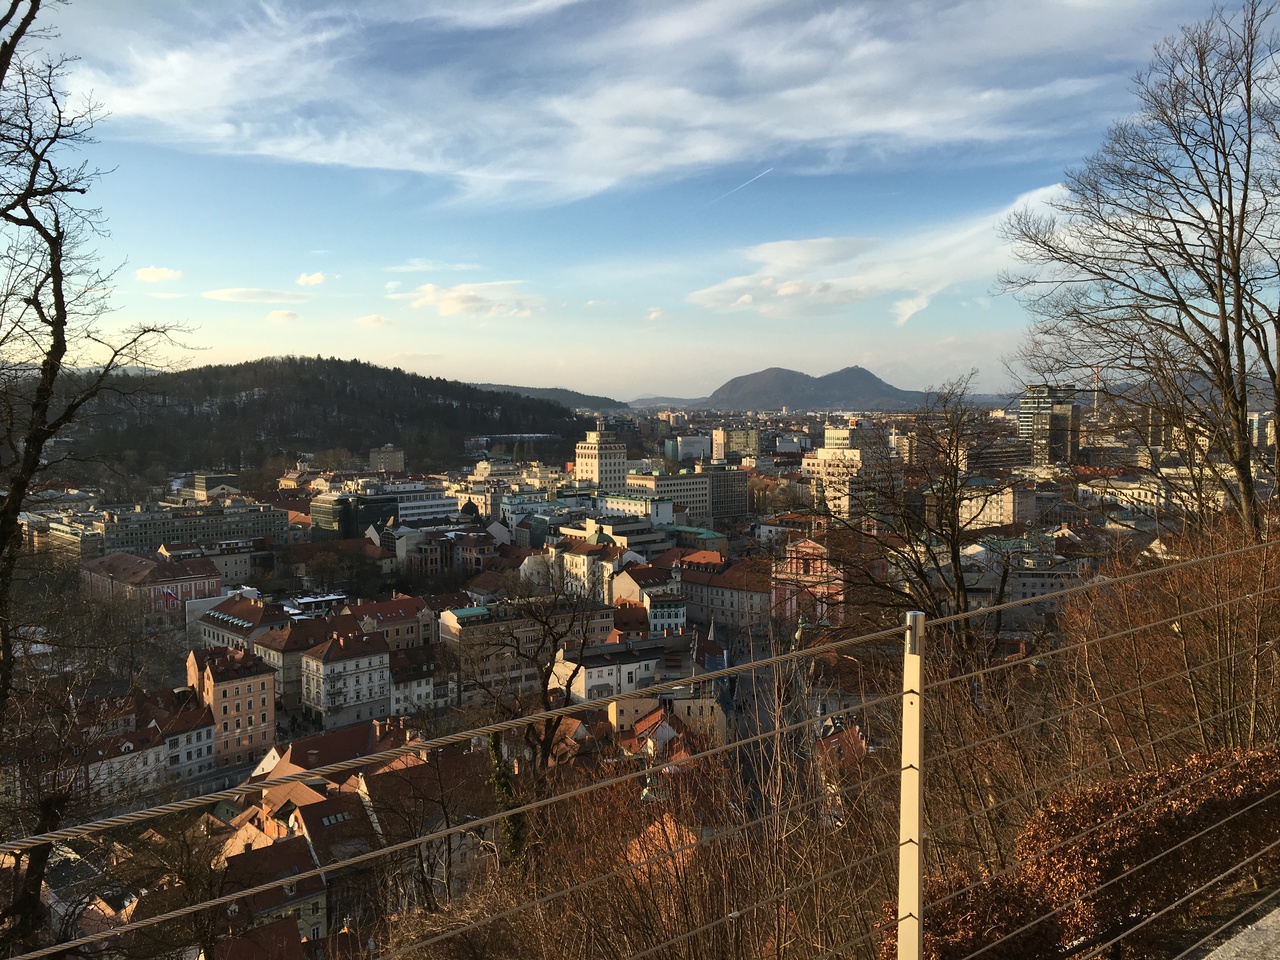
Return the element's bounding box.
[295,271,326,286]
[688,186,1061,326]
[202,288,311,303]
[356,314,389,327]
[62,1,1203,205]
[267,310,298,322]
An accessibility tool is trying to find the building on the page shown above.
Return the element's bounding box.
[437,599,614,706]
[254,615,362,710]
[136,687,218,787]
[342,596,430,651]
[186,647,277,768]
[626,472,712,527]
[46,501,290,557]
[300,632,392,731]
[80,552,222,624]
[575,427,628,493]
[1020,384,1081,466]
[192,473,241,502]
[661,553,771,628]
[197,594,291,650]
[369,443,407,472]
[663,435,712,461]
[695,462,750,525]
[712,426,760,460]
[389,646,435,717]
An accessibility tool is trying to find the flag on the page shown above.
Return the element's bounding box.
[164,589,180,603]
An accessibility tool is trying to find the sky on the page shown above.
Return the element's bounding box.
[46,0,1214,401]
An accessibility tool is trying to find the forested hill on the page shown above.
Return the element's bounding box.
[74,356,591,475]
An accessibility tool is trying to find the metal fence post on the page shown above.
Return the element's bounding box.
[898,611,925,960]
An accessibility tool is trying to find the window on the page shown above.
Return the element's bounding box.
[222,704,228,716]
[221,689,227,699]
[261,695,267,707]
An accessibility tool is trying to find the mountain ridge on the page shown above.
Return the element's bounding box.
[702,365,926,410]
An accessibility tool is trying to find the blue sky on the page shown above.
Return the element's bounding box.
[50,0,1211,401]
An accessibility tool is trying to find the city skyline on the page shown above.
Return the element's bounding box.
[53,0,1211,399]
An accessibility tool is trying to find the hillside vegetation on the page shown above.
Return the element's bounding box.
[72,356,589,476]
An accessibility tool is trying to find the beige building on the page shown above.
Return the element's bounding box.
[575,428,628,492]
[626,472,712,527]
[186,647,277,768]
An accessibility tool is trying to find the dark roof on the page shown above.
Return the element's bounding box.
[82,552,220,585]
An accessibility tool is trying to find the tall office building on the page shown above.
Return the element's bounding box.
[1020,384,1080,466]
[575,426,628,493]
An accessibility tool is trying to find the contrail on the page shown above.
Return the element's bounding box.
[707,167,773,205]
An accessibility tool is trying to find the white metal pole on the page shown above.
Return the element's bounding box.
[898,610,925,960]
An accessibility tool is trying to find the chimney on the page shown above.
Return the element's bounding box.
[307,749,319,767]
[372,719,382,739]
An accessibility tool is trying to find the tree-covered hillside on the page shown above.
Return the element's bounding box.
[72,356,590,475]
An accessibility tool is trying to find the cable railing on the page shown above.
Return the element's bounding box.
[3,537,1280,960]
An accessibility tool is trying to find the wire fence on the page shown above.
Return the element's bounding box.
[4,536,1280,960]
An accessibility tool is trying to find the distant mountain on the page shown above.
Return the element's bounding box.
[472,382,628,410]
[703,366,926,411]
[72,357,590,474]
[628,395,711,409]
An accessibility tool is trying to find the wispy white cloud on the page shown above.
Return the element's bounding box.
[395,280,543,317]
[296,271,326,286]
[385,281,402,292]
[136,265,182,282]
[689,186,1060,325]
[267,309,299,322]
[386,258,481,272]
[356,313,389,326]
[645,306,663,322]
[203,288,311,303]
[62,1,1205,204]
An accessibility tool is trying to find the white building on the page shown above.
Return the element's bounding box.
[301,632,392,731]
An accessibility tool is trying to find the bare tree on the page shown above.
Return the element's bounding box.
[793,375,1025,660]
[1002,1,1280,538]
[0,0,177,723]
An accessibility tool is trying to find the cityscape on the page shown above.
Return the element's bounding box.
[4,3,1280,960]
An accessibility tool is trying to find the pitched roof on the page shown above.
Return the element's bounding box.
[82,552,221,585]
[191,646,275,683]
[343,596,427,623]
[215,916,306,960]
[302,630,390,664]
[296,792,378,865]
[224,835,323,915]
[200,595,291,636]
[265,718,417,783]
[255,614,362,654]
